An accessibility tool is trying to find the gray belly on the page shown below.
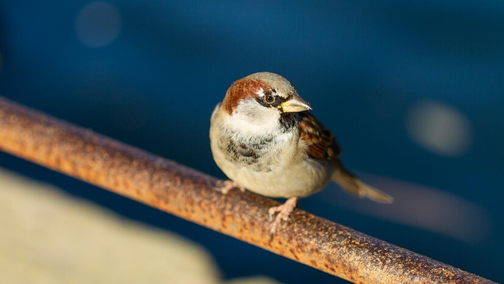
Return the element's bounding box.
[214,134,333,198]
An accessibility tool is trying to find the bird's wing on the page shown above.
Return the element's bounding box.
[297,112,341,160]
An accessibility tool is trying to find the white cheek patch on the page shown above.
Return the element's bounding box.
[256,88,265,97]
[225,99,281,136]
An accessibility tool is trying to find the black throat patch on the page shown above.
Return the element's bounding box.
[279,113,297,132]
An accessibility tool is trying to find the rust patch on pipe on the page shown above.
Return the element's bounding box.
[0,97,496,284]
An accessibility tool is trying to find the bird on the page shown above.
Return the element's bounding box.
[209,72,393,234]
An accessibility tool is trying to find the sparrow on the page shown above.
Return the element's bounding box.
[210,72,393,234]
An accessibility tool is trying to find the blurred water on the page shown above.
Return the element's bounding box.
[0,1,503,283]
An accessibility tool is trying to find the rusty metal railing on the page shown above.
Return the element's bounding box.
[0,97,496,284]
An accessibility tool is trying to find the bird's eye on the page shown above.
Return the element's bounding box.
[264,93,275,104]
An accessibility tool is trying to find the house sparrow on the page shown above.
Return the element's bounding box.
[210,72,393,234]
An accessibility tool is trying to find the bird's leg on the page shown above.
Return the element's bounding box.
[214,180,245,194]
[268,197,298,234]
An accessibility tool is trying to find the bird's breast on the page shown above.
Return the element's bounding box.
[217,132,276,172]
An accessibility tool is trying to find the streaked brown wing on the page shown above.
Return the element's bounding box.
[298,112,341,160]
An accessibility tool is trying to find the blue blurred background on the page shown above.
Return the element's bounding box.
[0,0,503,283]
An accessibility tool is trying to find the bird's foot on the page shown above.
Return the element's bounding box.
[268,197,298,234]
[214,180,245,194]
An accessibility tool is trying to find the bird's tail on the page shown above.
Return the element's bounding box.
[331,160,394,204]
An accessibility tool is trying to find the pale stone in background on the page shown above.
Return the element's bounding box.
[0,168,282,284]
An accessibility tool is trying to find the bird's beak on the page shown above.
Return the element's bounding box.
[280,94,312,113]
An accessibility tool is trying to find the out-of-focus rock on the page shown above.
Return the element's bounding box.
[0,168,283,284]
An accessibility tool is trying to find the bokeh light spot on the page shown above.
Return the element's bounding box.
[75,1,122,48]
[406,100,472,156]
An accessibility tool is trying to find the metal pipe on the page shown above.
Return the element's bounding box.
[0,97,496,284]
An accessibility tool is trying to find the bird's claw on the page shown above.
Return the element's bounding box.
[214,180,245,194]
[268,197,298,234]
[268,207,277,222]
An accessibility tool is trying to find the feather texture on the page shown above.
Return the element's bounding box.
[298,112,341,160]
